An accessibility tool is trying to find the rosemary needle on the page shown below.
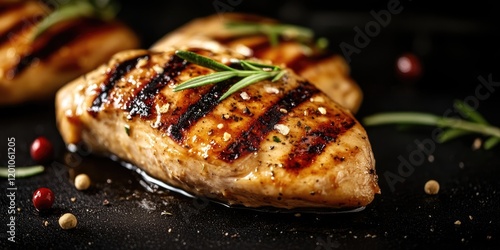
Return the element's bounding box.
[32,0,118,40]
[174,50,286,101]
[0,165,45,178]
[363,100,500,149]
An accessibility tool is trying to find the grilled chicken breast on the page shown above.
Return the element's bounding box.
[151,13,363,113]
[56,47,379,209]
[0,1,139,105]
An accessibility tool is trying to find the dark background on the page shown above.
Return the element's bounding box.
[1,0,500,249]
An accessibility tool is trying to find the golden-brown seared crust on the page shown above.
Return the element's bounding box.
[56,47,379,209]
[0,1,140,105]
[150,12,363,113]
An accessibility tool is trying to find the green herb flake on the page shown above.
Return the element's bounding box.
[125,124,130,136]
[273,136,281,143]
[305,125,312,132]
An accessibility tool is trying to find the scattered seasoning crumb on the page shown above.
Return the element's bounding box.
[454,220,462,226]
[264,85,279,94]
[240,92,250,100]
[102,199,110,206]
[294,213,301,217]
[159,103,170,113]
[472,138,482,150]
[317,107,327,115]
[161,211,173,216]
[217,123,224,129]
[310,96,325,103]
[279,108,288,114]
[223,132,232,141]
[487,235,492,240]
[461,238,465,242]
[153,65,164,74]
[469,215,473,220]
[136,58,148,68]
[59,213,77,230]
[274,124,290,135]
[168,228,172,233]
[17,208,21,212]
[70,197,77,202]
[75,173,91,191]
[303,110,309,116]
[427,155,435,162]
[222,114,230,119]
[106,179,112,184]
[224,232,229,236]
[43,220,49,227]
[424,179,440,195]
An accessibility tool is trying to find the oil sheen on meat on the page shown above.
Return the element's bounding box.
[56,47,380,210]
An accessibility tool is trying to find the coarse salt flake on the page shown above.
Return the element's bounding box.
[274,124,290,136]
[159,103,170,113]
[240,92,250,100]
[264,85,279,94]
[223,132,232,141]
[136,58,148,68]
[153,65,164,74]
[311,96,325,103]
[318,107,327,115]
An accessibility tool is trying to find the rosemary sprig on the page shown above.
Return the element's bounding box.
[362,100,500,149]
[32,0,118,40]
[173,50,286,101]
[0,165,45,178]
[225,21,326,48]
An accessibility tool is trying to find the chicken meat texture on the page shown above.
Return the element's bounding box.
[0,1,139,105]
[56,47,380,210]
[151,12,363,113]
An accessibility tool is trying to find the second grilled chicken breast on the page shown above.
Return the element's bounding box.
[0,1,139,105]
[151,13,363,113]
[56,47,379,210]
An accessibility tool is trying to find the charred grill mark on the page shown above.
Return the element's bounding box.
[285,115,356,172]
[127,55,187,118]
[167,82,231,142]
[0,2,24,16]
[88,54,150,116]
[0,15,44,45]
[219,81,319,162]
[8,18,109,78]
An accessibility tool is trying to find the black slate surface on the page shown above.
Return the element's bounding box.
[1,1,500,249]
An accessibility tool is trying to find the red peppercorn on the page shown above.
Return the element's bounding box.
[30,136,53,163]
[32,187,55,211]
[396,53,422,81]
